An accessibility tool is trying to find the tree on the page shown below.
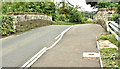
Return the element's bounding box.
[86,2,119,9]
[2,2,56,15]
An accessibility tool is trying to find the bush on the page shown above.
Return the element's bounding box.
[56,14,68,22]
[0,15,15,36]
[112,13,120,24]
[69,11,85,23]
[85,20,94,24]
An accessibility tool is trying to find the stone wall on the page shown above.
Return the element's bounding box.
[10,13,52,31]
[94,8,115,29]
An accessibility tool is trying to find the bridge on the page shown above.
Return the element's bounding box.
[2,24,106,67]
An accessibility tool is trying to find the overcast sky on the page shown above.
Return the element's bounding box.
[54,0,98,12]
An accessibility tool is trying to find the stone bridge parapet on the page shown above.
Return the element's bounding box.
[9,12,52,31]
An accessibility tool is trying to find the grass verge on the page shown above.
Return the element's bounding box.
[53,22,77,25]
[97,33,120,47]
[1,25,49,38]
[100,48,119,67]
[97,33,120,68]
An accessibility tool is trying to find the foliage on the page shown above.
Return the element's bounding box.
[53,22,76,25]
[97,33,120,47]
[55,5,85,23]
[97,2,120,24]
[2,2,86,23]
[86,2,119,9]
[117,4,120,14]
[97,2,118,8]
[2,2,56,16]
[85,20,94,24]
[55,14,68,22]
[111,3,120,24]
[0,15,15,36]
[100,48,119,67]
[112,13,120,23]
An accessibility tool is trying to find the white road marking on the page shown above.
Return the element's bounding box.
[83,52,100,58]
[96,36,103,69]
[26,48,47,68]
[21,47,47,68]
[20,25,74,69]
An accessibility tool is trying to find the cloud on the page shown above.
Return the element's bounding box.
[54,0,98,12]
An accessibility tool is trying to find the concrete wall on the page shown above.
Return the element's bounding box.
[11,14,52,31]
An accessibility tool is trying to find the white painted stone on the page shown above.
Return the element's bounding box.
[98,40,118,49]
[83,52,100,58]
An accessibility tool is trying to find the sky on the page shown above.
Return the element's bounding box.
[54,0,98,12]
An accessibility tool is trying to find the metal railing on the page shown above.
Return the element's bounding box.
[106,21,120,41]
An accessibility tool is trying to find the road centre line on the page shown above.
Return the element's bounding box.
[20,25,74,69]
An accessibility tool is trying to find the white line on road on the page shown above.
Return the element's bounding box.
[26,48,47,68]
[21,47,47,68]
[20,25,74,69]
[55,26,73,40]
[96,37,103,69]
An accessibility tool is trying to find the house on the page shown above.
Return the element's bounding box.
[94,8,116,22]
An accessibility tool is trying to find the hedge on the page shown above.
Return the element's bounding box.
[0,15,15,36]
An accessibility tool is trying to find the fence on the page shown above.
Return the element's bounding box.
[106,21,120,41]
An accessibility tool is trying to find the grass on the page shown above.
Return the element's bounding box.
[97,33,120,68]
[100,48,119,67]
[17,26,35,33]
[85,20,95,24]
[52,21,78,25]
[97,33,120,47]
[1,24,49,38]
[53,22,75,25]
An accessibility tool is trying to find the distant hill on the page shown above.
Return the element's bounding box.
[84,11,96,19]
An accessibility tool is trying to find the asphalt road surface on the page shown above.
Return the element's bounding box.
[31,24,106,67]
[2,25,71,67]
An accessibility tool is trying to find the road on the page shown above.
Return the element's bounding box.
[31,24,106,67]
[2,25,71,67]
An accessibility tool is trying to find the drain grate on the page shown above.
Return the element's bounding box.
[83,52,100,60]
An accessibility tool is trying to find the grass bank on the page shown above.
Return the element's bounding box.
[97,33,120,68]
[52,21,77,25]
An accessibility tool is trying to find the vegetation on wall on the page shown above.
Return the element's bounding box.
[112,13,120,23]
[97,2,120,24]
[97,2,118,8]
[0,15,15,36]
[1,2,56,36]
[87,2,120,24]
[1,2,86,24]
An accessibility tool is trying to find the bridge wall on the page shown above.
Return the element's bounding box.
[10,13,52,31]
